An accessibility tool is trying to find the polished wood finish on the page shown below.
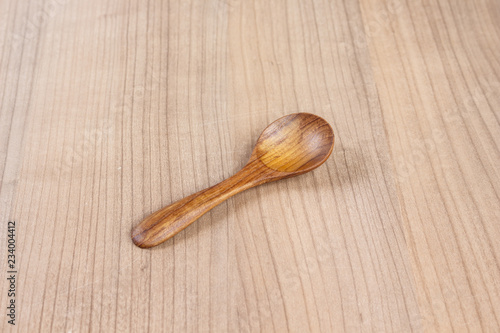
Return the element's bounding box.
[132,113,334,248]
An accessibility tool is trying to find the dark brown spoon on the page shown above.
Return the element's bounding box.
[132,113,335,248]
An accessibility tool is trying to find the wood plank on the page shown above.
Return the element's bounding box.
[360,0,500,331]
[0,0,499,331]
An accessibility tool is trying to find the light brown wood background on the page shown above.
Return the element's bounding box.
[1,0,499,331]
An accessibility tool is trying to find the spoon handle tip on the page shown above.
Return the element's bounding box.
[131,164,261,248]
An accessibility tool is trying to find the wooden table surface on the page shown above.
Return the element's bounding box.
[1,0,499,331]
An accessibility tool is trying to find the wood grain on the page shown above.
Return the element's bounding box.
[0,0,498,331]
[359,1,500,331]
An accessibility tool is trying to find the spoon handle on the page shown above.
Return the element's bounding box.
[131,162,263,248]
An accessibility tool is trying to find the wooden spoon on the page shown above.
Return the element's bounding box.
[131,113,335,248]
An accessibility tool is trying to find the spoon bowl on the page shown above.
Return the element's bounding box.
[253,113,334,174]
[132,113,334,248]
